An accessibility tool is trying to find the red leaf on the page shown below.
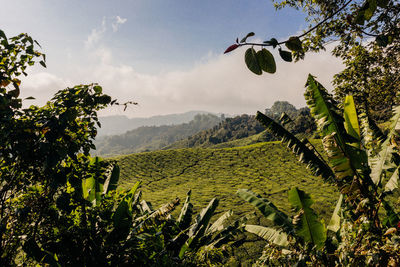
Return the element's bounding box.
[224,44,239,54]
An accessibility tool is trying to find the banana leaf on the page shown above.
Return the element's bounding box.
[244,224,289,247]
[288,187,326,250]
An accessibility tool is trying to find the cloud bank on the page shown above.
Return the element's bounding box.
[20,17,343,118]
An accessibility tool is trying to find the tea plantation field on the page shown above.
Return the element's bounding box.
[114,141,339,220]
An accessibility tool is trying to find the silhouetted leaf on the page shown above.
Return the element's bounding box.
[245,48,262,75]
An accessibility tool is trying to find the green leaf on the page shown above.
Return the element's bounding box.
[285,36,302,52]
[0,29,7,40]
[177,189,193,230]
[384,166,399,192]
[206,210,233,235]
[237,189,292,231]
[179,198,219,258]
[343,95,360,142]
[377,0,389,8]
[39,60,46,68]
[364,0,377,21]
[244,225,289,246]
[288,187,326,250]
[112,181,141,229]
[327,194,343,232]
[256,111,334,181]
[322,133,354,180]
[257,49,276,74]
[370,106,400,185]
[278,48,292,62]
[82,176,96,202]
[305,74,350,149]
[376,35,389,47]
[245,48,262,75]
[240,32,255,43]
[102,164,120,195]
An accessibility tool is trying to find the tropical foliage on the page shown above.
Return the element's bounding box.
[236,75,400,265]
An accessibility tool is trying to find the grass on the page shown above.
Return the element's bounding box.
[114,140,339,221]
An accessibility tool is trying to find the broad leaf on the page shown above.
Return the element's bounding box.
[384,166,399,192]
[237,189,292,231]
[206,210,233,235]
[278,48,292,62]
[285,36,302,52]
[244,225,289,247]
[322,133,354,180]
[288,187,326,250]
[256,111,334,181]
[179,198,219,258]
[327,194,343,232]
[343,95,360,142]
[177,190,193,230]
[102,164,120,195]
[370,106,400,185]
[245,48,262,75]
[257,49,276,74]
[112,181,141,229]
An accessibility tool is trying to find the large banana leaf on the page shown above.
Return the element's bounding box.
[343,95,360,144]
[256,111,334,181]
[304,75,354,151]
[206,210,233,235]
[179,198,219,258]
[237,189,292,232]
[244,224,289,247]
[322,133,354,181]
[384,166,399,192]
[288,187,326,250]
[370,106,400,185]
[177,189,193,230]
[358,100,386,150]
[327,194,343,233]
[102,163,120,195]
[112,181,141,229]
[133,198,180,234]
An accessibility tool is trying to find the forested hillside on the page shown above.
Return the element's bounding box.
[166,101,316,149]
[97,111,213,136]
[94,113,222,155]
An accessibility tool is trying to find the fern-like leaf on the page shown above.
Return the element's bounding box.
[256,111,334,181]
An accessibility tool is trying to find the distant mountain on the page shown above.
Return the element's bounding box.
[94,113,223,156]
[97,110,213,136]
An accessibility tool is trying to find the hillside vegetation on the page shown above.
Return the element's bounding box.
[115,141,338,220]
[97,110,212,136]
[165,101,316,150]
[94,113,222,156]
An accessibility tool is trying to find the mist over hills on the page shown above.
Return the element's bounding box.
[97,110,216,136]
[94,113,223,156]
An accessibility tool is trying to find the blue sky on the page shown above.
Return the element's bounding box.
[0,0,343,117]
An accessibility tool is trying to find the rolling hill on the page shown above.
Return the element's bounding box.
[114,141,339,220]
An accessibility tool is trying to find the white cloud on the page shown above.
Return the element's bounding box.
[80,44,344,117]
[19,45,343,118]
[85,17,106,49]
[112,16,127,32]
[20,72,70,105]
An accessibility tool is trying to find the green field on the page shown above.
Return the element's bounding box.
[114,140,339,221]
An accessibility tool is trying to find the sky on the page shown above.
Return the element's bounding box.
[0,0,343,118]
